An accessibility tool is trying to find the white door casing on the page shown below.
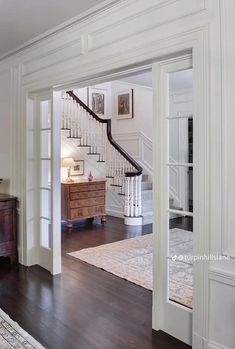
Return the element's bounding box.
[26,90,61,275]
[152,55,193,345]
[13,7,214,347]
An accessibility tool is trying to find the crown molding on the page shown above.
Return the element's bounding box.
[0,0,123,62]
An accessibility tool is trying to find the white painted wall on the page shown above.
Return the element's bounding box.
[110,81,153,139]
[61,132,106,181]
[0,69,11,194]
[208,1,235,348]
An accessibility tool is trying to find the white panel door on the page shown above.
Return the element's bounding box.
[37,91,61,275]
[152,55,193,345]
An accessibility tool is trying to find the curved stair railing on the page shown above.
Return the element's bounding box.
[61,90,143,224]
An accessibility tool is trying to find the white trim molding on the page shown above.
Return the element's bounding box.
[208,342,231,349]
[0,0,121,62]
[221,0,235,260]
[113,131,153,179]
[209,268,235,287]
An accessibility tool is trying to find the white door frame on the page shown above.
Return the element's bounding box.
[21,30,211,348]
[152,48,209,347]
[152,55,193,344]
[26,90,61,275]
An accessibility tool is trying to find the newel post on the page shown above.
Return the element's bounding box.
[124,175,142,226]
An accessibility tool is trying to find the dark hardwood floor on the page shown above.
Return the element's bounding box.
[0,216,191,349]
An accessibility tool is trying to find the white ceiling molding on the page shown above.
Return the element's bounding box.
[0,0,122,61]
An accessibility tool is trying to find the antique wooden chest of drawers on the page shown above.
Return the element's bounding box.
[61,180,106,227]
[0,194,17,263]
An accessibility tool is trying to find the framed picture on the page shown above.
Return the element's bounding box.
[116,89,133,119]
[88,88,106,116]
[71,160,84,176]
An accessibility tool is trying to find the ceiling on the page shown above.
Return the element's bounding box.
[0,0,107,57]
[120,69,193,90]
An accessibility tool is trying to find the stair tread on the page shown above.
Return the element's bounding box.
[67,136,82,139]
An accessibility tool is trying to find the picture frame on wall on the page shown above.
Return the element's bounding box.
[88,88,106,116]
[116,89,134,119]
[71,160,84,176]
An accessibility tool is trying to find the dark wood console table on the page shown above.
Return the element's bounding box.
[0,194,17,263]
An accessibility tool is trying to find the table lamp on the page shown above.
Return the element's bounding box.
[62,157,75,183]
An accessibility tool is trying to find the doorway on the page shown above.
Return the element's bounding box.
[27,53,197,346]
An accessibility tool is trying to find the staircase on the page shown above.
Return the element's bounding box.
[62,90,143,225]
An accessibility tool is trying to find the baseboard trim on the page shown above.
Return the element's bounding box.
[106,209,124,219]
[208,341,231,349]
[192,332,208,349]
[209,267,235,287]
[124,216,142,226]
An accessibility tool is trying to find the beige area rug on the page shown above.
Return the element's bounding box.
[69,228,193,308]
[0,309,45,349]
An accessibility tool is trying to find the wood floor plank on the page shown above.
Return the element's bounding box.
[0,216,191,349]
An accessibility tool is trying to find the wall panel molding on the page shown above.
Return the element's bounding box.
[209,267,235,287]
[208,341,231,349]
[221,0,235,259]
[22,39,83,76]
[88,0,206,52]
[113,131,153,178]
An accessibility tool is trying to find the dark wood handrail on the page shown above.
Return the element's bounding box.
[66,91,143,177]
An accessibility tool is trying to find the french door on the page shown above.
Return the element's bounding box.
[36,91,61,275]
[152,55,193,344]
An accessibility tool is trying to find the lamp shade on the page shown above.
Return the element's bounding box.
[62,157,75,168]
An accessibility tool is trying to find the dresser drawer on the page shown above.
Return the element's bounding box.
[87,183,105,191]
[0,201,15,210]
[70,205,105,219]
[70,190,105,200]
[0,196,17,263]
[69,182,105,193]
[70,197,105,209]
[0,209,14,243]
[69,184,89,193]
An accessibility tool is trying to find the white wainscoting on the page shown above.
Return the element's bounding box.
[113,131,185,208]
[208,269,235,349]
[106,189,125,218]
[113,131,153,179]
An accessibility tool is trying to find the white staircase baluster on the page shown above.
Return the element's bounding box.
[130,177,134,217]
[125,177,130,217]
[134,176,138,216]
[138,175,142,216]
[61,94,65,129]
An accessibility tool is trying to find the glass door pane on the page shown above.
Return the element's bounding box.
[152,56,193,345]
[167,68,193,308]
[169,215,193,308]
[39,100,51,249]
